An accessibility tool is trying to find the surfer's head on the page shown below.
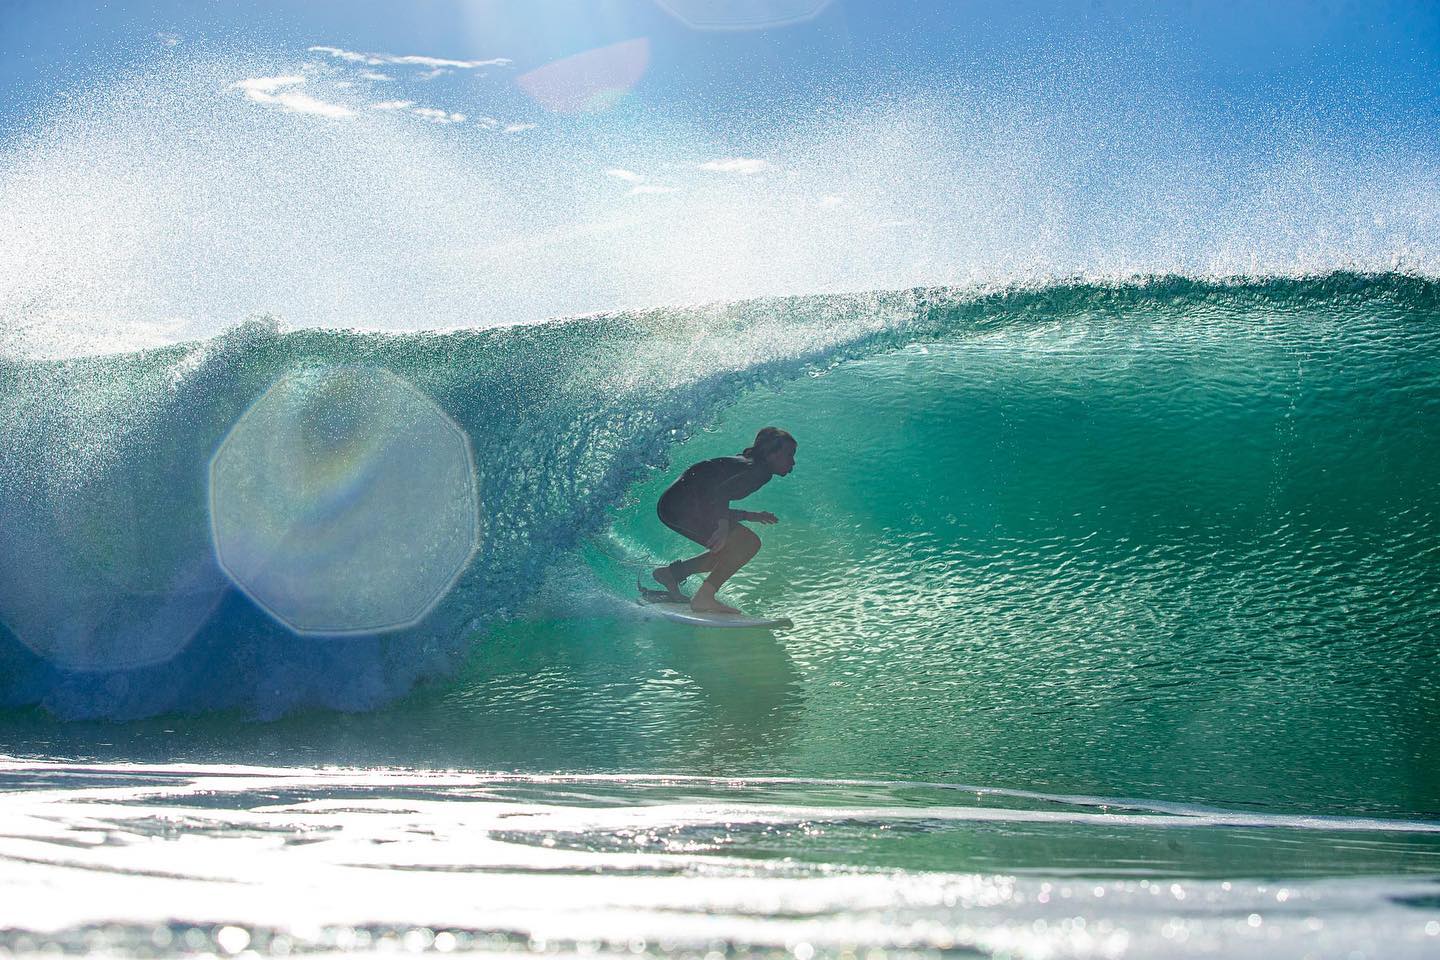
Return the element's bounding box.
[744,427,796,476]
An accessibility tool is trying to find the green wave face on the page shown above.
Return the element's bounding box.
[1,275,1437,820]
[590,275,1440,815]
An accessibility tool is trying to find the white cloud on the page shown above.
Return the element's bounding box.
[361,72,394,81]
[232,76,354,118]
[235,75,306,96]
[698,157,768,175]
[413,107,466,124]
[601,169,676,194]
[309,46,511,70]
[269,92,355,119]
[820,195,845,207]
[504,123,537,133]
[372,100,466,124]
[157,32,181,46]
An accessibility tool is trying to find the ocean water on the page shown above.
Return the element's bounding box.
[3,275,1438,957]
[3,45,1440,960]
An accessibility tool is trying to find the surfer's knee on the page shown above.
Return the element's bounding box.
[732,525,761,557]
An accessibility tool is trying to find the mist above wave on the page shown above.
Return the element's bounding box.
[0,47,1436,358]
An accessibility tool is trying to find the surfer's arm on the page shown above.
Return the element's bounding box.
[714,461,771,523]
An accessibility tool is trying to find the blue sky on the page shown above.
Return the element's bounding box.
[2,1,1438,353]
[3,0,1438,136]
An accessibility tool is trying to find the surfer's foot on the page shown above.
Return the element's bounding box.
[690,587,740,615]
[652,563,689,602]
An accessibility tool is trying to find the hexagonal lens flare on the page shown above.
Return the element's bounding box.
[0,525,227,673]
[209,366,481,635]
[0,452,230,674]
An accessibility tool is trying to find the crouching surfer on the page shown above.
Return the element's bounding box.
[652,427,797,614]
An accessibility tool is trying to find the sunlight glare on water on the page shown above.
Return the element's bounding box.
[2,760,1438,959]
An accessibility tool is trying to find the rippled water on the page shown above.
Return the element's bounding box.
[3,761,1439,959]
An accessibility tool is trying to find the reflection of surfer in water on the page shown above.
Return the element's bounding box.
[653,427,798,614]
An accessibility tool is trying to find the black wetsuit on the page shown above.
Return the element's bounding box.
[657,455,774,546]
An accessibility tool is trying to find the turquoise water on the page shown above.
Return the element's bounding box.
[1,275,1438,956]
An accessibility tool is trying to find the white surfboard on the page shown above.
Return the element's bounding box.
[642,599,793,629]
[636,584,792,629]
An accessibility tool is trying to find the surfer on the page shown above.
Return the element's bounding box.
[652,427,797,614]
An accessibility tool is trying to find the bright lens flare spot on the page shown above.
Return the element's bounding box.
[209,366,481,635]
[517,39,650,113]
[0,460,228,673]
[0,537,225,673]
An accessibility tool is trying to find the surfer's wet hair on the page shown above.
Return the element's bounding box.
[743,427,796,461]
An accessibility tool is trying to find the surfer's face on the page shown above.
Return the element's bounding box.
[768,444,796,476]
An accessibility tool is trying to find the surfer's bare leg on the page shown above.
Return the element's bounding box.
[652,551,714,601]
[691,525,760,614]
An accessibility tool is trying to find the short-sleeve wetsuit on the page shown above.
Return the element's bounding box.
[657,454,774,546]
